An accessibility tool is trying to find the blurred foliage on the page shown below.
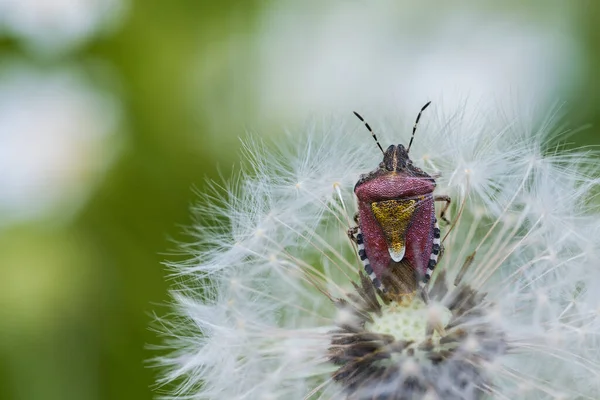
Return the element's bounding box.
[0,1,599,400]
[0,1,259,399]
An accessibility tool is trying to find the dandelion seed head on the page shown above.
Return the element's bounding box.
[156,105,600,400]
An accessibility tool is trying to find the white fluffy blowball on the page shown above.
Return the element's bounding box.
[154,106,600,400]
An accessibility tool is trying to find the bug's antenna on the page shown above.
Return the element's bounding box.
[407,101,431,153]
[353,111,384,154]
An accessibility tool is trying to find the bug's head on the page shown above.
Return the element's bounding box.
[382,144,411,172]
[353,102,434,200]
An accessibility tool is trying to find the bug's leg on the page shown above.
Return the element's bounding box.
[347,226,358,242]
[347,212,360,243]
[434,195,451,224]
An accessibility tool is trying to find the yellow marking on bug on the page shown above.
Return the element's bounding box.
[371,199,418,262]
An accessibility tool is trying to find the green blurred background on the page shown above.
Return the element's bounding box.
[0,1,598,399]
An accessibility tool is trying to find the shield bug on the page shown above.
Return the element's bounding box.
[349,102,450,296]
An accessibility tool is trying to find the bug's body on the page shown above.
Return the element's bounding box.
[354,145,441,292]
[351,104,448,295]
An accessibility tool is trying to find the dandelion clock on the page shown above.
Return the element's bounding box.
[154,105,600,400]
